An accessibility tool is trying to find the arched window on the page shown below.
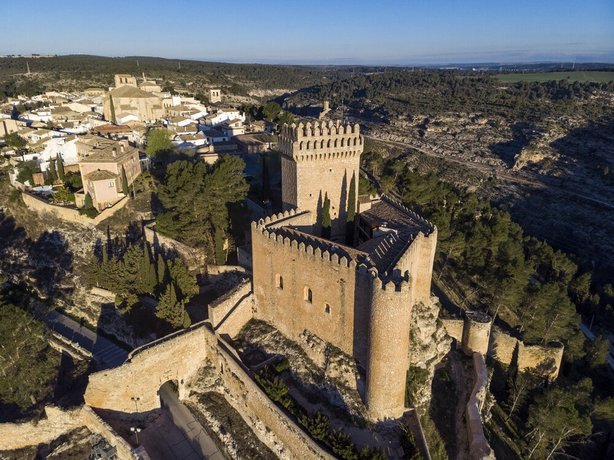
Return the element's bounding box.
[299,141,304,150]
[306,141,311,149]
[327,139,331,148]
[341,138,345,147]
[324,303,331,314]
[320,140,325,148]
[276,274,283,289]
[304,286,313,303]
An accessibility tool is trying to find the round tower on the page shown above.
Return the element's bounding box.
[462,311,492,356]
[365,275,412,420]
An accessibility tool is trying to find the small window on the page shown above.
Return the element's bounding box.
[324,303,331,314]
[276,274,283,289]
[109,181,115,188]
[304,286,313,303]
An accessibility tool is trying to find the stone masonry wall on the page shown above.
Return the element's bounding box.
[466,353,495,460]
[208,280,254,338]
[144,223,206,272]
[22,192,128,226]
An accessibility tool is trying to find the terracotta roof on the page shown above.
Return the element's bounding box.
[85,170,117,181]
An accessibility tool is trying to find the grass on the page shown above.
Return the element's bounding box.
[496,71,614,83]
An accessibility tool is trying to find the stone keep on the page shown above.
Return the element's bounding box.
[252,123,439,419]
[279,121,363,239]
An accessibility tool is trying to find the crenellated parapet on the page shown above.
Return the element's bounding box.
[279,120,363,160]
[380,195,436,234]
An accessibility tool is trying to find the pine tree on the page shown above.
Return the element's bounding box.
[56,154,65,182]
[121,166,130,198]
[346,172,356,245]
[48,159,57,184]
[109,94,117,124]
[321,193,331,239]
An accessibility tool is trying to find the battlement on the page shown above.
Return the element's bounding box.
[281,120,361,140]
[279,120,364,161]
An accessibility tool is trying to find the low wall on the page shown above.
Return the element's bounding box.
[441,318,463,342]
[466,353,495,460]
[84,316,333,459]
[90,286,116,300]
[144,223,206,272]
[22,192,128,227]
[489,328,564,380]
[0,405,134,460]
[443,318,564,380]
[208,280,254,338]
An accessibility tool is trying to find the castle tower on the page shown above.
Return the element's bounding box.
[279,120,363,239]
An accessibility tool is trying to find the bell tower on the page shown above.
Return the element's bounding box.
[279,120,363,239]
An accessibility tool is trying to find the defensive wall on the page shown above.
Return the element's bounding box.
[0,405,134,460]
[251,207,437,419]
[442,313,564,380]
[83,312,333,459]
[208,280,254,338]
[143,223,206,272]
[21,192,128,227]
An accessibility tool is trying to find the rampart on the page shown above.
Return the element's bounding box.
[83,310,332,459]
[21,192,128,226]
[442,316,565,380]
[144,223,206,272]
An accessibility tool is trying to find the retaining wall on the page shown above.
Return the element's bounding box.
[22,192,128,226]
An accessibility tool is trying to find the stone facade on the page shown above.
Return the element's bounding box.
[279,121,363,238]
[252,120,439,420]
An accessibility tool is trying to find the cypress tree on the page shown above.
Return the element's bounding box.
[321,193,331,239]
[346,172,356,245]
[141,243,157,294]
[121,166,130,198]
[109,94,117,124]
[48,159,57,184]
[84,192,93,209]
[215,226,226,265]
[157,253,169,287]
[56,154,65,181]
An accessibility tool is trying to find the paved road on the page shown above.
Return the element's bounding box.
[46,310,129,369]
[159,382,225,460]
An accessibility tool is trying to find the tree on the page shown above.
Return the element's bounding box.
[121,166,130,198]
[526,379,593,459]
[16,160,38,184]
[108,94,116,124]
[56,154,65,181]
[346,172,356,245]
[145,128,173,157]
[262,101,282,121]
[3,132,27,151]
[156,283,185,328]
[48,159,57,184]
[168,258,198,299]
[214,226,226,265]
[63,171,82,191]
[0,298,58,415]
[141,244,157,295]
[321,193,331,239]
[157,253,169,287]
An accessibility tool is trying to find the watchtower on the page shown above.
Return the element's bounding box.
[279,120,363,239]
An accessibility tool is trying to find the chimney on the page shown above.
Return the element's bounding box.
[112,147,117,157]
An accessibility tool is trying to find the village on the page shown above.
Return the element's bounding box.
[1,72,277,214]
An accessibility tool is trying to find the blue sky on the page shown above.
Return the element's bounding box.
[1,0,613,64]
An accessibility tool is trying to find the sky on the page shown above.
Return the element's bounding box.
[1,0,613,64]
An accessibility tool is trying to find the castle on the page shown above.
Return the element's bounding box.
[252,120,438,419]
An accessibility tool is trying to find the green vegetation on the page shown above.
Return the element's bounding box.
[16,160,38,184]
[496,71,614,83]
[3,132,27,151]
[156,155,249,263]
[80,192,97,218]
[56,154,66,182]
[254,364,384,460]
[0,287,58,421]
[145,128,173,157]
[50,187,75,205]
[121,166,129,197]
